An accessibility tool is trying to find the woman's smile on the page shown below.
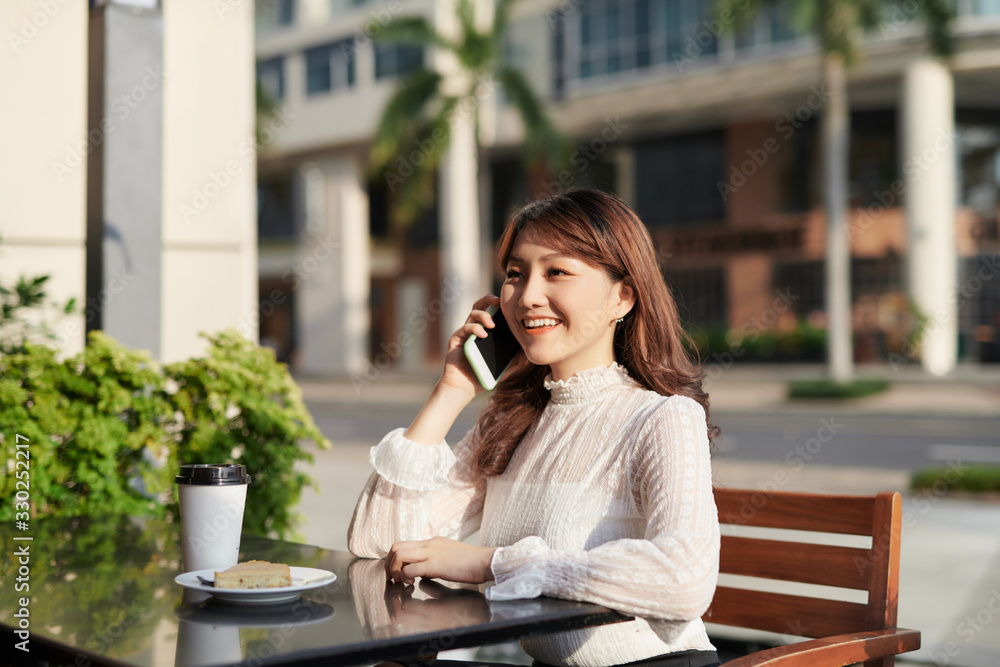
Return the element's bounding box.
[521,317,562,335]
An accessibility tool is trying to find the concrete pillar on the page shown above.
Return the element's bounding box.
[438,105,482,336]
[296,155,371,375]
[0,0,88,356]
[901,58,957,376]
[613,145,636,207]
[99,3,163,356]
[434,0,484,337]
[397,279,428,370]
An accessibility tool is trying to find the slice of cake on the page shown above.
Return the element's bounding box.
[214,560,293,589]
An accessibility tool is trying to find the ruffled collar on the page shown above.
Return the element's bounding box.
[543,362,635,405]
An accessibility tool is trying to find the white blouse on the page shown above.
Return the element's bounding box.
[348,363,720,667]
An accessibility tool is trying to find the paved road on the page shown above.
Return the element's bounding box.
[712,411,1000,470]
[304,399,482,447]
[304,399,1000,472]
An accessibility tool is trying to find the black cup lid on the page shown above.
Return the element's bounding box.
[175,464,251,486]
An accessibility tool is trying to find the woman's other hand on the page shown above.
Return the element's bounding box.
[384,536,497,586]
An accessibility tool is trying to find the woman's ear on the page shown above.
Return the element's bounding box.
[616,277,637,317]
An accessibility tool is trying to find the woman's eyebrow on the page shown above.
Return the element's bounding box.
[507,252,571,264]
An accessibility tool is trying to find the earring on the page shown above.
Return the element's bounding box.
[615,310,623,324]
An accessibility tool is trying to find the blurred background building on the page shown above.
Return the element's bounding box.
[1,0,258,363]
[253,0,1000,377]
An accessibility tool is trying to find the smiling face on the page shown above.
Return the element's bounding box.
[500,227,634,382]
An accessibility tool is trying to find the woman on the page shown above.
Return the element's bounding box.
[348,188,720,667]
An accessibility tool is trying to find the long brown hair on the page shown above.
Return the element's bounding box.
[473,188,717,477]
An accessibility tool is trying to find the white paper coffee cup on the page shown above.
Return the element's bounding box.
[175,464,251,572]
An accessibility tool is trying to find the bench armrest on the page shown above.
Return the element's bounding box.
[722,628,921,666]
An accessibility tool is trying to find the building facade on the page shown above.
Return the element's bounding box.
[1,0,258,363]
[254,0,1000,376]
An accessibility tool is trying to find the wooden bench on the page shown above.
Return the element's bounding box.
[705,488,921,666]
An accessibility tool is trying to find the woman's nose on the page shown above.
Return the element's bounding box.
[518,273,546,308]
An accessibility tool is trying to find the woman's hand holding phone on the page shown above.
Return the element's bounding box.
[437,294,503,401]
[402,295,508,446]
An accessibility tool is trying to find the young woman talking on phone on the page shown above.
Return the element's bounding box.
[348,188,720,667]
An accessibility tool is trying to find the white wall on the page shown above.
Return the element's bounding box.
[0,0,89,355]
[161,0,258,363]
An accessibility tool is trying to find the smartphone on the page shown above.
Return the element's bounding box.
[463,305,521,390]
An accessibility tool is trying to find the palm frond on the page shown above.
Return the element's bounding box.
[817,0,861,63]
[369,69,444,174]
[453,0,497,71]
[916,0,955,57]
[255,80,279,147]
[374,15,455,52]
[499,66,569,172]
[788,0,819,34]
[853,0,882,30]
[456,0,477,39]
[714,0,773,31]
[387,97,461,227]
[491,0,523,43]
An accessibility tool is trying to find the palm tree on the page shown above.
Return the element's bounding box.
[721,0,953,382]
[370,0,567,337]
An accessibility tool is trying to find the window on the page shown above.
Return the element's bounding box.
[635,130,727,226]
[665,266,727,328]
[374,43,423,80]
[735,2,800,50]
[305,39,356,95]
[257,0,296,31]
[972,0,1000,16]
[257,176,296,240]
[552,16,566,99]
[277,0,295,25]
[256,56,285,101]
[850,110,898,208]
[573,0,719,81]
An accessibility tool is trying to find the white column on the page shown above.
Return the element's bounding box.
[296,155,371,375]
[902,58,957,376]
[438,105,482,336]
[434,0,484,337]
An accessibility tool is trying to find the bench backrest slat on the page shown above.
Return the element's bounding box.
[715,489,877,535]
[708,586,870,638]
[720,535,871,590]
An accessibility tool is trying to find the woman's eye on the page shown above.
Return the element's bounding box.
[548,268,569,277]
[505,269,522,280]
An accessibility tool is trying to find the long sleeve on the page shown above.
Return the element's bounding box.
[347,427,487,558]
[486,395,719,622]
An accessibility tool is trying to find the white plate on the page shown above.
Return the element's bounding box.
[175,567,337,605]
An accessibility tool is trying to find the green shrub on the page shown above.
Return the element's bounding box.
[787,377,890,399]
[685,322,827,362]
[0,329,330,539]
[912,465,1000,493]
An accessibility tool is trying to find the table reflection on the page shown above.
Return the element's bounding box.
[174,598,335,667]
[350,558,491,640]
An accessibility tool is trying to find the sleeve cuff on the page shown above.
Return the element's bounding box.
[369,427,457,492]
[486,536,588,601]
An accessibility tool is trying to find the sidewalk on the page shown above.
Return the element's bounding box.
[292,364,1000,667]
[293,362,1000,416]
